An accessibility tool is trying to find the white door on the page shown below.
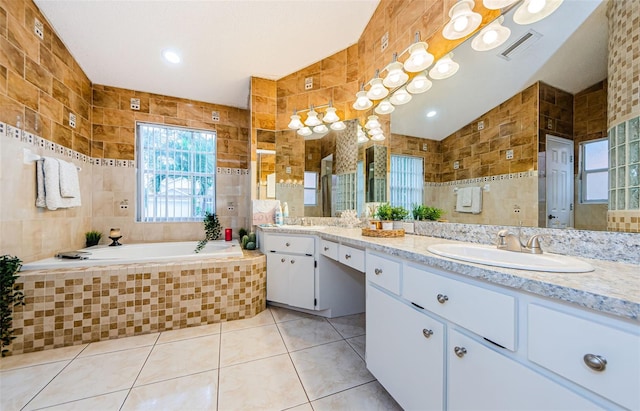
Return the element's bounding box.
[287,255,316,310]
[546,135,574,228]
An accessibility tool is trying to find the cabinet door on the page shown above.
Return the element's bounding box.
[287,255,315,310]
[266,255,290,304]
[367,284,444,411]
[447,329,599,411]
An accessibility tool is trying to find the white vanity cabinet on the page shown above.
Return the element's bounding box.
[263,233,316,310]
[447,329,600,411]
[367,285,444,411]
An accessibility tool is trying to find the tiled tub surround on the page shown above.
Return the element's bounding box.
[9,252,266,355]
[260,226,639,321]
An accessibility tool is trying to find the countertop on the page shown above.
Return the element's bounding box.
[259,226,640,322]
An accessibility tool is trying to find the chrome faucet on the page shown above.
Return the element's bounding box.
[496,226,544,254]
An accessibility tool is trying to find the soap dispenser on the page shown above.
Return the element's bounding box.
[275,203,283,226]
[282,202,289,219]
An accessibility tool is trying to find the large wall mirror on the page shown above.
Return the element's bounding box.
[389,0,611,230]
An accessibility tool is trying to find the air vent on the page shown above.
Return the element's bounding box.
[499,30,542,61]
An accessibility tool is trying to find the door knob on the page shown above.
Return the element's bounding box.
[437,294,449,304]
[345,254,351,259]
[548,214,557,219]
[374,268,382,275]
[422,329,433,339]
[454,346,467,358]
[281,258,285,263]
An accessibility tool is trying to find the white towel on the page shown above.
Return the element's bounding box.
[58,158,81,198]
[42,156,81,210]
[460,187,472,206]
[456,187,482,214]
[36,159,46,208]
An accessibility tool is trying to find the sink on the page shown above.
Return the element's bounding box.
[427,243,594,273]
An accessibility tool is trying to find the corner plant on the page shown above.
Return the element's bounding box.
[412,204,445,221]
[1,255,25,357]
[195,211,221,253]
[374,203,393,221]
[85,230,102,247]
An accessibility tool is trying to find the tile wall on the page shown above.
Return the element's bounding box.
[390,133,442,182]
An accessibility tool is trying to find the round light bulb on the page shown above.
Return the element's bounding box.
[528,0,546,14]
[483,29,498,44]
[453,15,468,32]
[438,62,450,74]
[297,127,312,137]
[353,91,373,110]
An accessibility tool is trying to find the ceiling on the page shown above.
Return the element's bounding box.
[390,0,607,140]
[34,0,380,109]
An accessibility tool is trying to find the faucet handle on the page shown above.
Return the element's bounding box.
[496,229,509,248]
[526,235,544,254]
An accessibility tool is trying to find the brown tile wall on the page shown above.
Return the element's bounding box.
[11,253,266,354]
[390,133,443,182]
[92,84,249,167]
[275,129,304,182]
[439,83,538,182]
[0,0,92,154]
[538,82,574,153]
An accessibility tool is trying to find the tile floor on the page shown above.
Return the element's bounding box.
[0,306,402,411]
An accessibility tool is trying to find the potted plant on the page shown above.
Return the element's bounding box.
[374,203,394,230]
[85,230,102,247]
[1,255,25,357]
[195,211,221,253]
[412,204,445,221]
[389,205,411,231]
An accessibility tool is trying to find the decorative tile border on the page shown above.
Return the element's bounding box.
[1,121,248,174]
[425,171,537,187]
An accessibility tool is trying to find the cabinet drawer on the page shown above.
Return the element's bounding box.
[403,265,516,350]
[320,239,338,260]
[339,244,365,272]
[264,234,314,255]
[366,252,401,294]
[528,304,640,410]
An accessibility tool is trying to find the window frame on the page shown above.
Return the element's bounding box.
[303,171,318,206]
[136,122,217,222]
[579,137,609,204]
[389,154,424,212]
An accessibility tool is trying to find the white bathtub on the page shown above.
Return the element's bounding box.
[21,240,244,271]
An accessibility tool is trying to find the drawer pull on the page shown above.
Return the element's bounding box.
[374,268,383,275]
[290,259,295,264]
[324,246,329,251]
[583,354,607,372]
[422,329,433,339]
[281,258,286,263]
[285,242,291,247]
[454,346,467,358]
[437,294,449,304]
[345,254,352,259]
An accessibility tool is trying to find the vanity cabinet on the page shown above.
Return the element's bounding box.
[364,248,633,410]
[263,233,316,310]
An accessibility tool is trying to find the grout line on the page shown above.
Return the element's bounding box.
[119,332,161,410]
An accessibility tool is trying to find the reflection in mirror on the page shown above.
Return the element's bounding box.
[366,145,387,203]
[389,0,610,229]
[256,129,276,200]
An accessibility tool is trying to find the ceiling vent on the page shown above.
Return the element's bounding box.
[499,30,542,61]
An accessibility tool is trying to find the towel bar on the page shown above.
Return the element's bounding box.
[23,148,81,171]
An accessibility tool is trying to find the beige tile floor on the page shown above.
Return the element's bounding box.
[0,306,402,411]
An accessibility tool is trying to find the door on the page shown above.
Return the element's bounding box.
[546,135,574,228]
[266,255,289,304]
[367,285,444,411]
[287,255,315,310]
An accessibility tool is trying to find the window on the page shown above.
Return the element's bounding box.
[580,138,608,203]
[137,123,216,222]
[390,155,424,211]
[304,171,318,206]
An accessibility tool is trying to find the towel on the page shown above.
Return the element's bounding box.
[456,187,482,214]
[252,199,280,225]
[36,159,46,208]
[58,158,81,198]
[41,156,81,210]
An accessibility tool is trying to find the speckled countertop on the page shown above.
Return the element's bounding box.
[260,226,640,322]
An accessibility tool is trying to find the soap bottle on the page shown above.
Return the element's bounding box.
[282,202,289,219]
[275,203,283,225]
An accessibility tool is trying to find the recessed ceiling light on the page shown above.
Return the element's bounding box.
[426,110,437,118]
[162,49,181,64]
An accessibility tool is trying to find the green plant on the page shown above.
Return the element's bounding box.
[390,205,409,221]
[412,204,445,221]
[374,203,393,220]
[85,230,102,247]
[238,228,248,238]
[195,212,221,253]
[1,255,25,357]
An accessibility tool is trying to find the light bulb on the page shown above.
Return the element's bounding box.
[297,127,312,137]
[404,42,434,72]
[374,99,395,115]
[304,109,322,127]
[453,15,468,32]
[429,53,459,80]
[330,121,346,131]
[323,107,340,123]
[383,61,409,88]
[313,124,329,134]
[390,87,412,106]
[367,78,390,100]
[365,115,381,130]
[288,114,303,130]
[438,63,450,74]
[353,91,373,110]
[528,0,546,14]
[483,29,498,44]
[407,73,432,94]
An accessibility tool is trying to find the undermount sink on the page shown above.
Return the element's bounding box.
[427,243,594,273]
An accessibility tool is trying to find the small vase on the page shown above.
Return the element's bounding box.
[86,240,99,248]
[381,221,394,230]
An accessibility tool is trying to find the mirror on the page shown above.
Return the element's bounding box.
[389,0,610,229]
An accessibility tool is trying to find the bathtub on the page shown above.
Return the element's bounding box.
[21,240,244,271]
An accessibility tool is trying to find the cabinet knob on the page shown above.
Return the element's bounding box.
[345,254,351,259]
[281,258,286,263]
[374,268,383,275]
[422,329,433,339]
[285,242,290,247]
[437,294,449,304]
[324,246,329,251]
[290,259,295,264]
[454,346,467,358]
[583,354,607,372]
